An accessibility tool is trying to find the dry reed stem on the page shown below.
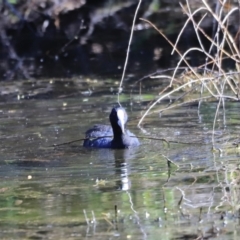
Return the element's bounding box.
[139,18,199,83]
[138,76,238,126]
[118,0,142,104]
[181,1,234,95]
[183,1,226,146]
[198,0,240,144]
[138,0,240,145]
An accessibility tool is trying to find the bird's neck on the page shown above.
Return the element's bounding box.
[112,125,124,140]
[111,123,132,149]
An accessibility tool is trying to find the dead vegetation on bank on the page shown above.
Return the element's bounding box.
[136,0,240,145]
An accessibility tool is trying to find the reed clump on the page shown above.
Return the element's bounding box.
[138,0,240,143]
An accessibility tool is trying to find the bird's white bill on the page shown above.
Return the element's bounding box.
[117,109,126,134]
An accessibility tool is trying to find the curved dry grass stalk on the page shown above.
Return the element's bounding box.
[140,18,199,80]
[171,6,208,56]
[181,1,238,96]
[138,0,240,144]
[138,75,238,126]
[141,96,213,119]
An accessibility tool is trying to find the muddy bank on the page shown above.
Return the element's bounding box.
[0,0,239,80]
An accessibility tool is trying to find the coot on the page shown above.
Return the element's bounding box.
[83,107,140,148]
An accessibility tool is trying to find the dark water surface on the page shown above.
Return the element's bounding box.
[1,78,240,239]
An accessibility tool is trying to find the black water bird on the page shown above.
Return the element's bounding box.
[83,107,140,148]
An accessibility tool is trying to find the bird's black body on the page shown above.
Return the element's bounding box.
[83,107,140,149]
